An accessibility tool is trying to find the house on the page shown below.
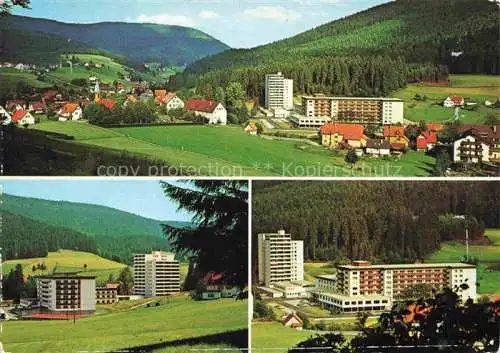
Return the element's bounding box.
[282,312,303,330]
[185,99,227,125]
[97,98,117,110]
[198,271,239,300]
[319,123,368,149]
[0,105,12,125]
[453,135,490,164]
[416,131,438,152]
[443,96,465,108]
[154,90,167,98]
[15,63,26,71]
[245,123,258,135]
[456,125,500,162]
[426,123,445,132]
[58,103,83,121]
[29,101,48,114]
[384,126,409,151]
[43,90,60,101]
[6,99,26,112]
[124,95,138,107]
[11,110,35,125]
[365,139,391,156]
[156,93,184,110]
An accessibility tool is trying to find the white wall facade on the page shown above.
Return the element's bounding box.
[166,96,184,110]
[382,101,404,125]
[453,135,490,163]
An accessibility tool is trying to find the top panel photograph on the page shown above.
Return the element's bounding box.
[0,0,499,177]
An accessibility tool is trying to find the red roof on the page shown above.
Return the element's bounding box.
[185,99,220,113]
[11,110,30,122]
[417,131,437,149]
[319,123,365,140]
[156,93,176,105]
[426,123,445,132]
[31,101,47,111]
[448,95,464,105]
[202,271,225,285]
[61,103,80,114]
[98,99,117,110]
[384,126,406,138]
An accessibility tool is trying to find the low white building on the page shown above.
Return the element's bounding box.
[453,135,490,164]
[185,99,227,125]
[157,93,184,111]
[0,105,12,125]
[12,110,35,125]
[443,96,465,108]
[58,103,83,121]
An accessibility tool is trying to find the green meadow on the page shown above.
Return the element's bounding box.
[32,122,435,176]
[3,297,247,353]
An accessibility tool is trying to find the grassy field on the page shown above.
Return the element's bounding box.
[31,122,435,176]
[3,296,247,353]
[2,250,126,284]
[427,228,500,295]
[0,68,52,89]
[304,262,336,282]
[252,322,314,353]
[393,74,500,124]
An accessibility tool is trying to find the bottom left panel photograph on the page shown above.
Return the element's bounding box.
[0,179,249,353]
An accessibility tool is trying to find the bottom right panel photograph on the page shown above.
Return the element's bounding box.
[251,180,500,353]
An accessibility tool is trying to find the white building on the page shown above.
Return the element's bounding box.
[133,251,180,297]
[157,93,185,111]
[257,230,304,287]
[36,274,96,312]
[265,72,293,111]
[315,261,477,312]
[300,95,404,126]
[185,99,227,125]
[453,135,490,164]
[0,106,12,125]
[12,110,35,125]
[58,103,83,121]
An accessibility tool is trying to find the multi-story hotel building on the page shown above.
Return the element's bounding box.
[36,273,96,312]
[299,94,404,127]
[257,230,304,286]
[133,251,180,297]
[95,283,119,305]
[265,72,294,110]
[315,261,476,312]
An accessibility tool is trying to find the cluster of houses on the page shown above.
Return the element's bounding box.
[442,95,497,108]
[319,123,410,157]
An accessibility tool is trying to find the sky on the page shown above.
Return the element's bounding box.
[0,180,193,221]
[13,0,389,48]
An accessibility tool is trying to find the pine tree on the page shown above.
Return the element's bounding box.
[161,181,248,288]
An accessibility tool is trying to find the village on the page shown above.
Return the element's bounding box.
[1,65,498,176]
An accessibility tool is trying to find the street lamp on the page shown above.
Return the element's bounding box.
[454,215,468,261]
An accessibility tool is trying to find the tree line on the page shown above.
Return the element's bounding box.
[252,181,500,263]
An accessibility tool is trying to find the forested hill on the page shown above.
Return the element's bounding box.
[177,0,499,100]
[0,15,230,66]
[252,181,500,263]
[2,194,191,264]
[188,0,499,75]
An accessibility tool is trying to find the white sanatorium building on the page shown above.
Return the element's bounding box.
[133,251,180,297]
[36,274,96,312]
[315,260,477,312]
[265,72,294,111]
[258,230,304,287]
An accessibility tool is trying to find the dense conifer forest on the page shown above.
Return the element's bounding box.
[174,0,499,100]
[252,181,500,262]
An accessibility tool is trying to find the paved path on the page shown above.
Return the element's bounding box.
[0,341,5,353]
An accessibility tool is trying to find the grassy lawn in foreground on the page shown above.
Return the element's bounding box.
[3,297,247,353]
[252,322,314,353]
[31,122,435,176]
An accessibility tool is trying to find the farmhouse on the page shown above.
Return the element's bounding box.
[0,105,12,125]
[11,110,35,125]
[6,99,26,112]
[58,103,83,121]
[97,98,117,110]
[197,271,240,300]
[443,95,465,108]
[245,123,258,135]
[365,139,391,156]
[156,92,184,110]
[319,123,368,149]
[185,99,227,125]
[384,126,409,151]
[282,312,304,330]
[29,101,48,114]
[416,131,438,152]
